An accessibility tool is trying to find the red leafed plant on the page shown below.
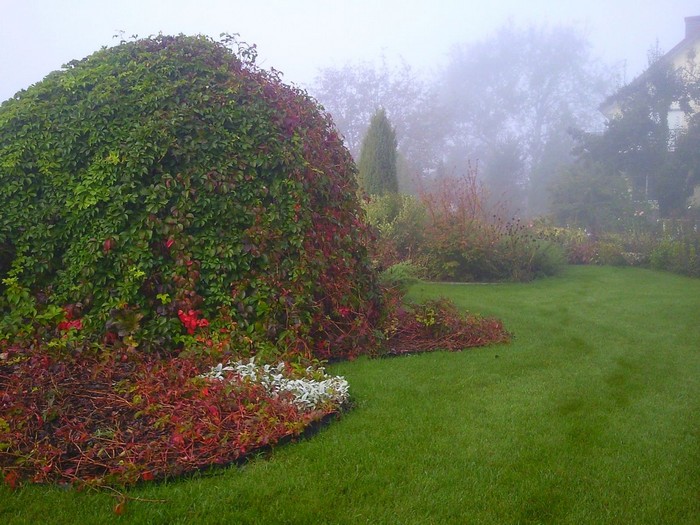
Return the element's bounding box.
[57,319,82,332]
[383,293,511,356]
[0,344,338,488]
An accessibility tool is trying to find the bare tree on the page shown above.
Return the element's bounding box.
[439,23,614,215]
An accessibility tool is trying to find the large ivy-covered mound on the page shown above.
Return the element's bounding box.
[0,34,381,360]
[0,35,511,490]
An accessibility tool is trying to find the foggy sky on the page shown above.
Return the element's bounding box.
[1,0,699,103]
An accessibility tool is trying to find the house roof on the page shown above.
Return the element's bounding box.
[600,16,700,117]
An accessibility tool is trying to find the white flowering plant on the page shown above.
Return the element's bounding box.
[201,358,350,411]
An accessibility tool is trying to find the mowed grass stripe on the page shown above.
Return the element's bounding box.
[2,266,699,524]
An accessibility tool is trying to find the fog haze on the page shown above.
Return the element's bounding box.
[1,0,698,102]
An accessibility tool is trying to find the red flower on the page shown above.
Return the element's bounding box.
[338,306,352,318]
[58,319,82,331]
[178,309,209,334]
[165,238,175,249]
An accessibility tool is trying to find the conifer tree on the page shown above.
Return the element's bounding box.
[358,108,398,195]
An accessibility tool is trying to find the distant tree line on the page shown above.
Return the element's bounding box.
[311,22,614,217]
[312,22,700,228]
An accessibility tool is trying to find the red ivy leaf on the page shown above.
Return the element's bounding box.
[58,319,82,331]
[171,433,185,448]
[207,404,220,421]
[4,471,19,490]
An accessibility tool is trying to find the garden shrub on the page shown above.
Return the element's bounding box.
[532,222,597,265]
[420,219,496,281]
[417,172,563,282]
[645,221,700,277]
[0,36,515,490]
[534,217,700,277]
[588,232,653,267]
[595,236,627,266]
[565,239,598,265]
[650,240,676,271]
[650,238,700,277]
[378,260,425,292]
[0,34,381,360]
[363,193,428,267]
[526,239,566,277]
[364,171,565,283]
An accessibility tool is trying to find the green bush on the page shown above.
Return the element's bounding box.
[528,239,567,277]
[531,221,596,265]
[364,193,428,267]
[414,218,564,283]
[365,173,564,283]
[595,237,627,266]
[650,238,700,277]
[650,240,675,270]
[357,108,398,196]
[379,260,425,292]
[0,35,381,360]
[534,218,700,278]
[419,220,496,281]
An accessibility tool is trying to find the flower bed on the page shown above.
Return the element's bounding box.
[202,358,349,411]
[0,293,511,489]
[0,347,348,488]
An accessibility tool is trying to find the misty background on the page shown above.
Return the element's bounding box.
[2,0,698,217]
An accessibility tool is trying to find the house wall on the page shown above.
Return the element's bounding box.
[600,25,700,123]
[668,39,700,70]
[666,39,700,138]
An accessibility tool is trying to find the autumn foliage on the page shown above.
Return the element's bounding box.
[0,35,511,490]
[365,167,565,282]
[0,345,340,487]
[0,34,380,361]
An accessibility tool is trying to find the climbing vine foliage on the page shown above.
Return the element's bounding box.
[0,34,381,360]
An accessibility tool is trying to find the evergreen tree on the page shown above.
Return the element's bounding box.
[358,108,398,195]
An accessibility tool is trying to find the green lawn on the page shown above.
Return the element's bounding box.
[2,266,700,524]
